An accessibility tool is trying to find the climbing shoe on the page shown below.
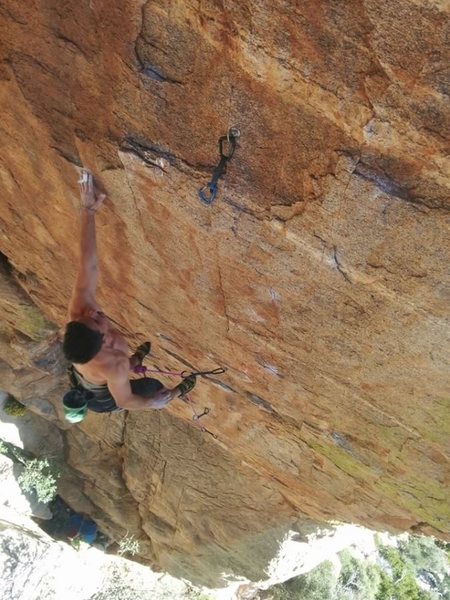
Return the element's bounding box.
[133,341,151,363]
[176,374,197,398]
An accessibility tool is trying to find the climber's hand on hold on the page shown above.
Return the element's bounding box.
[133,342,151,363]
[130,341,151,370]
[79,169,105,213]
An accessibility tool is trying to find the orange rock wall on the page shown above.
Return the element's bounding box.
[0,0,449,582]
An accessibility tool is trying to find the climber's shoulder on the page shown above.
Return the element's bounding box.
[87,348,130,382]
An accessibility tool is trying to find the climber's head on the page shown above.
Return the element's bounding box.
[62,320,104,364]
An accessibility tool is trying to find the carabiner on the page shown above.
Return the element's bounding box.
[203,367,227,376]
[227,126,241,142]
[198,183,218,205]
[219,135,236,160]
[192,407,210,421]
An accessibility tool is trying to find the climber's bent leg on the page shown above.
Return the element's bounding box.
[130,377,164,397]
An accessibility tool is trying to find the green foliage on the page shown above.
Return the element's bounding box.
[398,535,448,576]
[118,535,140,557]
[377,545,433,600]
[69,535,81,551]
[0,438,32,466]
[20,305,53,339]
[3,395,27,417]
[434,539,450,553]
[337,549,382,600]
[263,536,449,600]
[379,546,404,578]
[17,457,60,503]
[397,536,450,600]
[375,569,427,600]
[187,591,214,600]
[263,561,337,600]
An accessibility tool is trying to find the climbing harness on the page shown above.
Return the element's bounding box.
[198,127,240,206]
[133,363,225,439]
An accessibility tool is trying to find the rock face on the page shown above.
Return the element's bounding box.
[0,0,449,586]
[0,508,202,600]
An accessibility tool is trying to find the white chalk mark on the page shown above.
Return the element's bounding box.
[261,362,281,378]
[269,288,281,302]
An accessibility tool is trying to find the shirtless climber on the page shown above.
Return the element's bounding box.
[62,170,195,423]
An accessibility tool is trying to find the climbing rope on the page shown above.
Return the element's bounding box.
[132,364,226,439]
[198,127,240,205]
[103,327,225,438]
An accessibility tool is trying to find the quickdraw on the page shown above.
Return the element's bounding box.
[198,426,218,439]
[198,127,240,205]
[180,367,226,378]
[133,364,226,438]
[192,407,210,421]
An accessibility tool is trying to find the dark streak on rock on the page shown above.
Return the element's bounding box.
[246,392,275,413]
[120,137,211,175]
[331,432,354,455]
[207,378,237,393]
[216,257,231,336]
[313,232,328,247]
[223,198,266,221]
[332,246,352,283]
[161,347,197,372]
[0,251,14,277]
[134,1,183,85]
[55,34,88,59]
[354,162,449,212]
[0,5,27,25]
[139,64,183,85]
[156,333,174,343]
[50,145,82,167]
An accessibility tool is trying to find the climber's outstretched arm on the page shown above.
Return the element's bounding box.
[68,170,105,320]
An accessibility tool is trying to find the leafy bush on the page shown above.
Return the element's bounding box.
[262,536,449,600]
[397,536,450,600]
[398,536,448,577]
[188,592,214,600]
[337,549,382,600]
[262,560,337,600]
[3,395,27,417]
[69,535,81,551]
[377,546,433,600]
[17,457,60,503]
[118,535,140,557]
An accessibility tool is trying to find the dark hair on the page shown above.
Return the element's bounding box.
[62,321,103,364]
